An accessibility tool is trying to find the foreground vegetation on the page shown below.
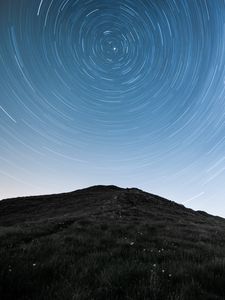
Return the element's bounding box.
[0,186,225,300]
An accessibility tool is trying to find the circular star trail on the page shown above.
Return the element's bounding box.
[1,0,225,216]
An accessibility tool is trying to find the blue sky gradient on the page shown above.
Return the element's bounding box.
[1,0,225,216]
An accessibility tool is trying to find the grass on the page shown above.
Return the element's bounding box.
[1,185,225,299]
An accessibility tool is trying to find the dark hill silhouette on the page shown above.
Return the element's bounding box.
[0,185,219,226]
[1,186,225,300]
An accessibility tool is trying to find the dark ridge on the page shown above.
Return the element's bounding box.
[74,184,124,192]
[1,185,225,300]
[0,185,223,226]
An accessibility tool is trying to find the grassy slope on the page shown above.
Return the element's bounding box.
[1,185,225,300]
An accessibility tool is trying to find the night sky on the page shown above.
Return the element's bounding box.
[1,0,225,216]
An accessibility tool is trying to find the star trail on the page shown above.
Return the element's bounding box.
[1,0,225,216]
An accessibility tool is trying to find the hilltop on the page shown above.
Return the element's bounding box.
[1,185,225,300]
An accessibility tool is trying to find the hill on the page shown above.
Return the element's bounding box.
[1,185,225,300]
